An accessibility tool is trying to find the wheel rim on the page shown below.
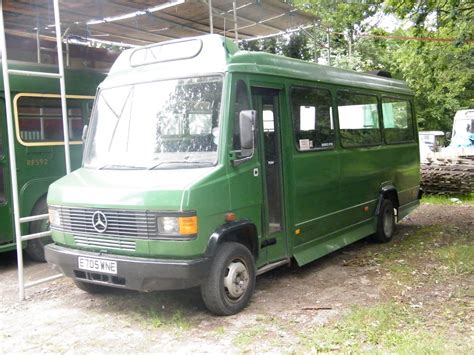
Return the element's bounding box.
[383,207,394,236]
[223,258,249,301]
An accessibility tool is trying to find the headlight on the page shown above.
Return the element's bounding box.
[48,208,61,227]
[157,215,198,236]
[157,216,179,234]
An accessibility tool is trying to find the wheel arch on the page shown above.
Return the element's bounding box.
[376,185,399,216]
[205,220,259,259]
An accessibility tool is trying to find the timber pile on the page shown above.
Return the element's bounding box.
[421,157,474,194]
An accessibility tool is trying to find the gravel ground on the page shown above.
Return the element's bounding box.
[0,203,472,353]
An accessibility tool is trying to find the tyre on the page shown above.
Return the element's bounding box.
[201,242,256,316]
[372,198,395,243]
[25,198,52,262]
[74,280,109,294]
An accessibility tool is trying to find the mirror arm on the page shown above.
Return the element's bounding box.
[231,132,255,167]
[82,124,89,143]
[231,153,254,167]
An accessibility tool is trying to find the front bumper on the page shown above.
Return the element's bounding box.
[45,244,211,291]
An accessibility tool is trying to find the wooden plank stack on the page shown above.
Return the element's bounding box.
[421,157,474,194]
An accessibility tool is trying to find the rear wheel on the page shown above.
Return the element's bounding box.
[74,280,109,294]
[25,198,52,262]
[372,199,395,243]
[201,242,256,316]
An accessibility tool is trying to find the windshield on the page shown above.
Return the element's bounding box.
[84,76,223,169]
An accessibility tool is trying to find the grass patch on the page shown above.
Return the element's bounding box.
[358,225,440,266]
[233,324,268,348]
[299,302,468,353]
[146,309,190,331]
[435,243,474,275]
[422,193,474,205]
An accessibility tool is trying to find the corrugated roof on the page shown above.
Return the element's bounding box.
[3,0,317,46]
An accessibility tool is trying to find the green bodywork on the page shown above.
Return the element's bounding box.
[0,61,104,253]
[48,35,420,270]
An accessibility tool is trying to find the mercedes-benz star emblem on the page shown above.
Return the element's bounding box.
[92,211,108,233]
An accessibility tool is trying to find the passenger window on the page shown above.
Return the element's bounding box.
[16,96,93,144]
[232,80,251,152]
[291,87,334,151]
[382,98,414,143]
[263,109,274,132]
[337,91,381,147]
[0,167,5,204]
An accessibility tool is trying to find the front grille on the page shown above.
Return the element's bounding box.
[52,206,158,251]
[56,207,157,239]
[74,235,136,251]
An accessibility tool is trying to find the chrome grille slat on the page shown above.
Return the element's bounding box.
[74,237,135,246]
[55,206,159,250]
[74,237,136,251]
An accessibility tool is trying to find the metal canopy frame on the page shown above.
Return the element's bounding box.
[3,0,317,47]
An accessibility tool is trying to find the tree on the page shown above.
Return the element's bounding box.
[381,0,473,130]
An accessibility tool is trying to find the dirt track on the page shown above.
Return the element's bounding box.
[0,204,472,353]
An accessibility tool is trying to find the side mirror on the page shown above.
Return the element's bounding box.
[82,125,88,143]
[445,131,452,140]
[239,110,256,151]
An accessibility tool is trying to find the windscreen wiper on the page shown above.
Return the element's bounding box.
[99,164,147,170]
[148,161,213,170]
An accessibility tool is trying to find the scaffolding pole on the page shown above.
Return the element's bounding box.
[0,0,68,300]
[53,0,71,174]
[0,2,25,300]
[208,0,213,34]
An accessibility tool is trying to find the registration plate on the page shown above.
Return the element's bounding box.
[78,257,117,275]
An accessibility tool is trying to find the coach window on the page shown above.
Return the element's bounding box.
[337,91,381,147]
[17,96,88,144]
[382,97,414,143]
[291,87,334,151]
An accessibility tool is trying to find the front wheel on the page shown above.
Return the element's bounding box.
[372,199,395,243]
[201,242,256,316]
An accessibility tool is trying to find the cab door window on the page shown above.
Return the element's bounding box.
[232,80,251,157]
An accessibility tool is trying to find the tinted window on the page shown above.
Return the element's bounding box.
[337,91,381,147]
[291,87,334,151]
[382,98,414,143]
[232,80,251,152]
[17,97,92,143]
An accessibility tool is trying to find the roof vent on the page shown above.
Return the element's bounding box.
[368,70,392,78]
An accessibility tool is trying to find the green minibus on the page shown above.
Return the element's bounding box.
[0,61,104,261]
[45,35,421,315]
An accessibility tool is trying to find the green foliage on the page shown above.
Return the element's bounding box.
[239,32,311,60]
[387,29,473,130]
[295,0,383,32]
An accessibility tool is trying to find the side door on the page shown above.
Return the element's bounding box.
[252,87,288,263]
[0,98,14,246]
